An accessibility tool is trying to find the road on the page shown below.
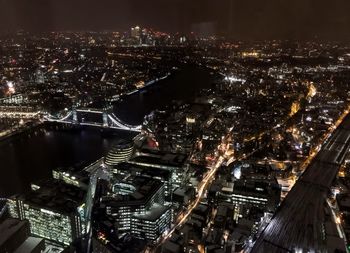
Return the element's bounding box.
[153,131,262,252]
[251,112,350,253]
[152,134,232,252]
[157,156,225,244]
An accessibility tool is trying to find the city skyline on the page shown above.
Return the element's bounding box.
[0,0,350,40]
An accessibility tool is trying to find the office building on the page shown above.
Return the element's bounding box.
[219,178,281,213]
[131,203,172,241]
[52,167,89,190]
[129,150,188,191]
[8,179,87,246]
[112,162,173,200]
[94,176,172,242]
[131,26,141,39]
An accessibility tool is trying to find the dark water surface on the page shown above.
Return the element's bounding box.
[114,65,217,125]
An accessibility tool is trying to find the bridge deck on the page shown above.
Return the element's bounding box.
[44,109,141,132]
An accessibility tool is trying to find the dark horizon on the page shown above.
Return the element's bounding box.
[0,0,349,41]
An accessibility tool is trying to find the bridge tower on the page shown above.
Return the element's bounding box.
[102,112,108,127]
[72,108,78,123]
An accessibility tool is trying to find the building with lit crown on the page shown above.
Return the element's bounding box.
[131,26,141,39]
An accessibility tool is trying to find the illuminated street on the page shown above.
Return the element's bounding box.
[154,138,230,251]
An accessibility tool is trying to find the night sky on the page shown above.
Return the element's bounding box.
[0,0,349,40]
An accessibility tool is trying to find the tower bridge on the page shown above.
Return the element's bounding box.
[44,108,142,132]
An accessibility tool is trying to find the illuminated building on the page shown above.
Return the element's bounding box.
[186,114,196,133]
[8,179,87,246]
[131,203,172,241]
[179,36,186,44]
[112,162,173,200]
[35,69,45,84]
[128,151,188,191]
[94,176,172,242]
[140,28,155,46]
[218,179,281,213]
[131,26,141,39]
[105,140,134,166]
[52,168,89,189]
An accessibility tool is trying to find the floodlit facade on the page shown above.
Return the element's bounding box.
[18,204,75,245]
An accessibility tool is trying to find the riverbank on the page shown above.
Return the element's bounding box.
[126,72,172,96]
[0,121,43,142]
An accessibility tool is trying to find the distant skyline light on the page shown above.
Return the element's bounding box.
[0,0,349,40]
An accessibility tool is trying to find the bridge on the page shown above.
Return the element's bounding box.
[44,108,142,132]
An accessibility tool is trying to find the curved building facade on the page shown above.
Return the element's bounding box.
[105,140,134,166]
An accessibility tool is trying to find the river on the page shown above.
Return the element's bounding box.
[0,65,218,197]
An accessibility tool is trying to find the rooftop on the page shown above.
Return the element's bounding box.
[102,176,163,207]
[130,150,187,168]
[133,203,171,221]
[114,162,171,179]
[16,178,86,215]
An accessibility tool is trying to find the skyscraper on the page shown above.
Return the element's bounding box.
[131,26,141,39]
